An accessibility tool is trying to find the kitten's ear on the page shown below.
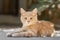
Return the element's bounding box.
[20,8,26,15]
[32,8,38,16]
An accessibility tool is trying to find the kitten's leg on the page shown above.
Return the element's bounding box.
[8,30,37,37]
[7,31,27,37]
[51,30,55,37]
[11,32,32,37]
[7,27,28,36]
[7,28,24,37]
[51,33,54,37]
[18,26,28,32]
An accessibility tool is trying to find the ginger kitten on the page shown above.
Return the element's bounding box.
[7,8,55,37]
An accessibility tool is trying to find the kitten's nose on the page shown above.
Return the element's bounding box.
[27,21,30,23]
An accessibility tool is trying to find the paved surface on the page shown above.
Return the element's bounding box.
[0,31,60,40]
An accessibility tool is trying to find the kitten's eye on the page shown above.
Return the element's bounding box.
[24,17,27,20]
[30,18,32,20]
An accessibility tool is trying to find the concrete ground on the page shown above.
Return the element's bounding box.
[0,25,60,40]
[0,31,60,40]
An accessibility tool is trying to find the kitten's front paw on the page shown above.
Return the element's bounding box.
[7,33,13,37]
[7,33,21,37]
[7,32,18,37]
[7,34,12,37]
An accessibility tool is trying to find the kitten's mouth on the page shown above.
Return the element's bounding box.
[27,21,30,23]
[27,22,31,24]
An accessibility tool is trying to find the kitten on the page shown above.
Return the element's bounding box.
[7,8,55,37]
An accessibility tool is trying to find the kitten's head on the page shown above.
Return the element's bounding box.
[20,8,38,26]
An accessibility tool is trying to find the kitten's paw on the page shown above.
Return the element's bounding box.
[11,32,33,37]
[7,33,22,37]
[6,33,12,37]
[7,34,12,37]
[7,32,18,37]
[7,33,13,37]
